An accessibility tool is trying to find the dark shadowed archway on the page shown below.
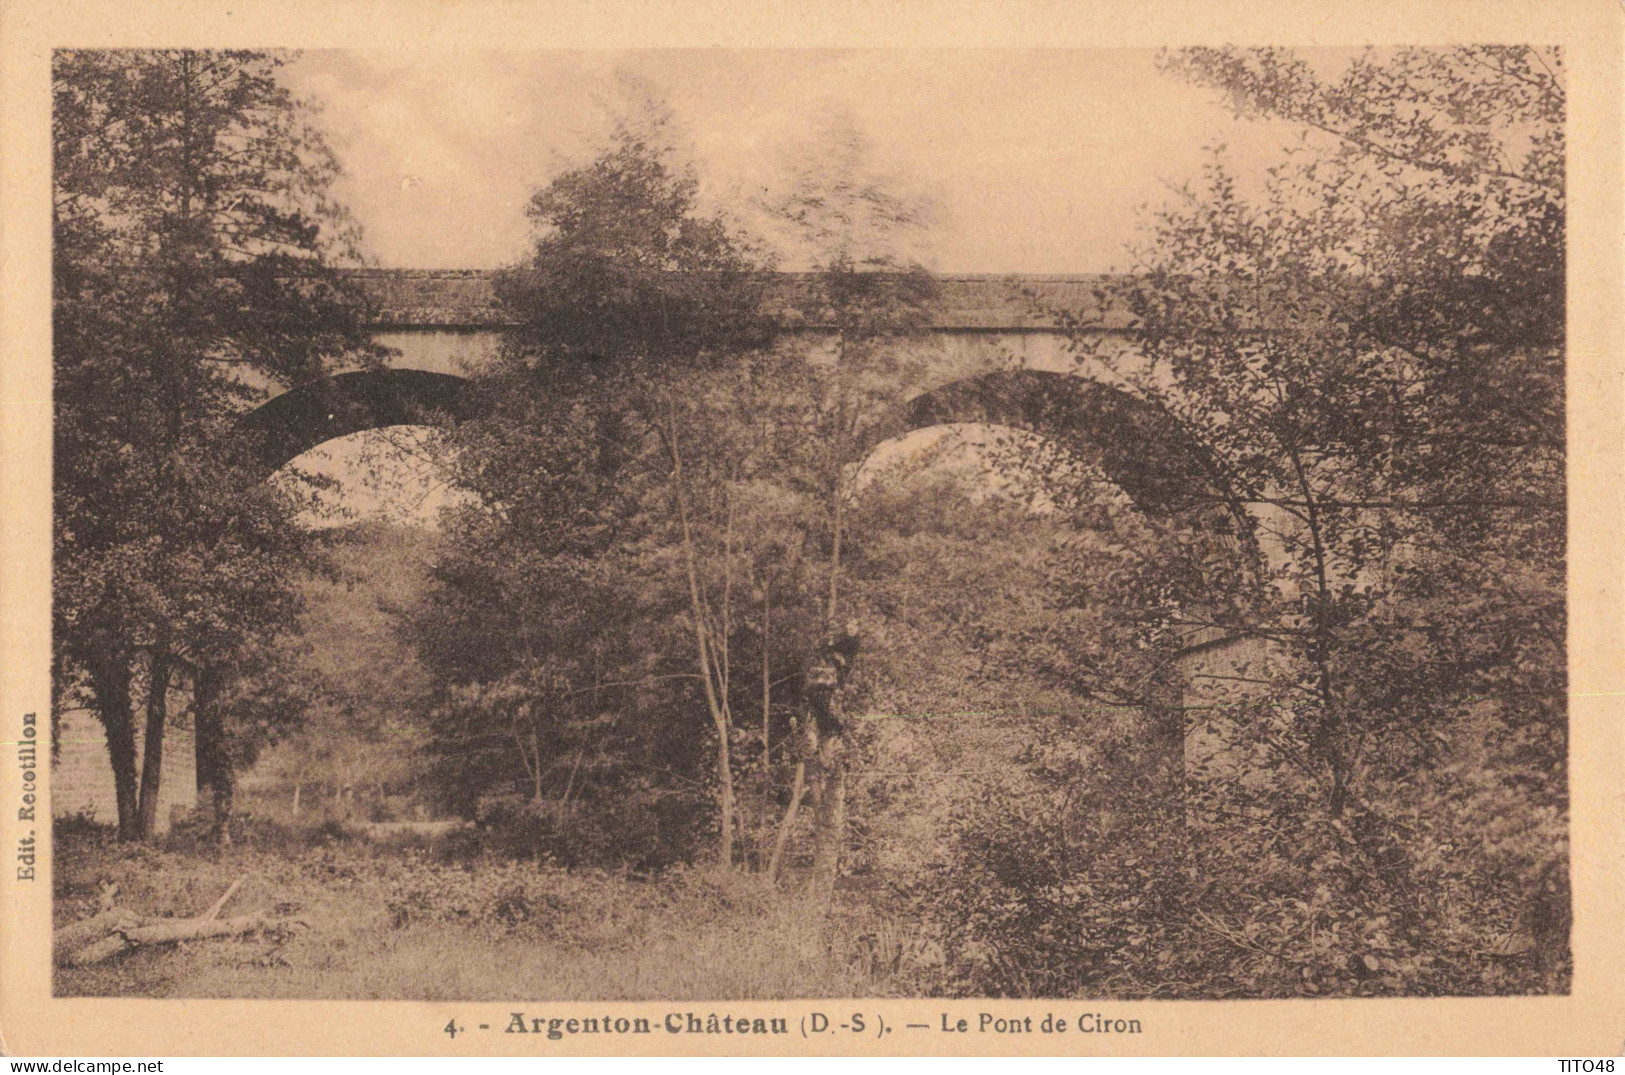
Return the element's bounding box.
[245,366,1248,537]
[881,368,1249,536]
[241,368,486,477]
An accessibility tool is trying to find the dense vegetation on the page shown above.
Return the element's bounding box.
[52,49,385,840]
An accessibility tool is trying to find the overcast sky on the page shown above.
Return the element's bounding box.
[282,49,1324,275]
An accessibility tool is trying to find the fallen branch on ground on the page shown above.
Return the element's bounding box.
[201,876,245,920]
[56,876,253,965]
[62,911,305,966]
[122,912,293,947]
[57,877,305,970]
[52,909,144,961]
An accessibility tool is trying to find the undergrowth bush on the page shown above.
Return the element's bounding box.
[470,788,709,872]
[913,711,1569,999]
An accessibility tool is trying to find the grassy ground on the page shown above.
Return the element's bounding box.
[52,820,941,1000]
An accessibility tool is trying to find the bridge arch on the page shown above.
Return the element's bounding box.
[251,364,1239,499]
[874,368,1251,540]
[243,365,1253,554]
[241,368,486,477]
[245,362,1265,701]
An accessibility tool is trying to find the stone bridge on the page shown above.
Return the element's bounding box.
[250,270,1244,522]
[56,270,1276,830]
[248,269,1272,745]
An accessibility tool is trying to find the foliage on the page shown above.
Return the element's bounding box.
[52,49,383,839]
[915,694,1563,998]
[413,125,773,865]
[960,45,1569,995]
[415,115,943,875]
[248,524,438,806]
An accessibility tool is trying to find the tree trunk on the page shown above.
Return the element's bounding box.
[291,783,301,817]
[212,766,236,845]
[193,664,233,844]
[760,596,773,868]
[137,641,172,839]
[767,760,808,883]
[532,730,543,803]
[807,735,848,911]
[827,485,844,624]
[89,657,140,842]
[557,748,584,829]
[761,598,772,774]
[64,913,299,966]
[1283,438,1349,817]
[194,673,212,797]
[715,719,735,867]
[663,401,736,869]
[1151,680,1187,801]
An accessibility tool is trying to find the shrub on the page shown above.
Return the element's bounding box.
[918,709,1570,999]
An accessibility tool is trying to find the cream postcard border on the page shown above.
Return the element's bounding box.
[1,0,1620,1056]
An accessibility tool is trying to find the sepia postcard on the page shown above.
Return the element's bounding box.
[1,0,1622,1057]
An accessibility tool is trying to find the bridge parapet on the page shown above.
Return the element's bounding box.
[345,268,1139,333]
[347,269,1155,419]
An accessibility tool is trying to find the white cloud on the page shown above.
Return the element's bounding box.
[284,48,1324,273]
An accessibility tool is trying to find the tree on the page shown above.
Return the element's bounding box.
[417,113,946,886]
[52,49,383,840]
[416,121,788,865]
[756,111,940,899]
[1022,46,1566,993]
